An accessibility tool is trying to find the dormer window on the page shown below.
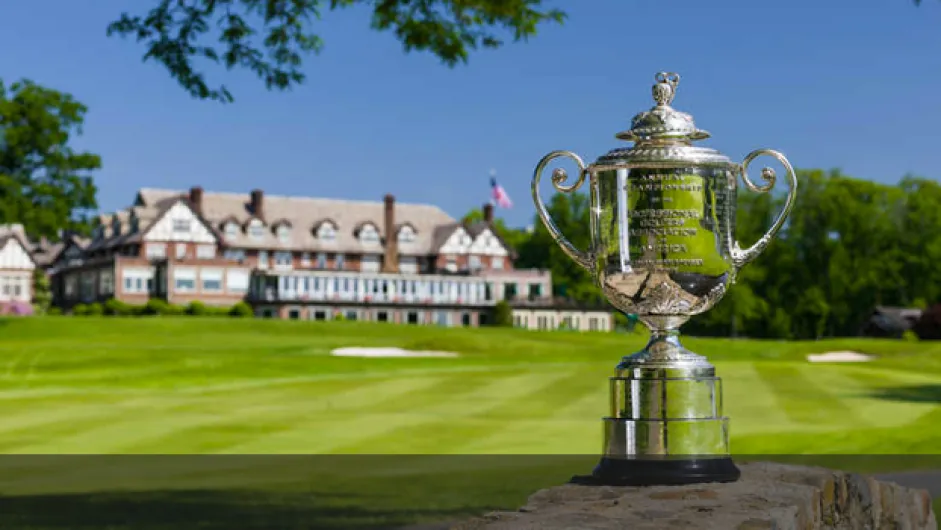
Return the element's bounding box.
[248,219,265,239]
[276,224,291,244]
[317,222,337,241]
[359,224,380,244]
[398,225,416,244]
[224,222,239,240]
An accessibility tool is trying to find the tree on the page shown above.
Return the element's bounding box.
[31,269,52,314]
[0,80,100,238]
[492,300,513,327]
[107,0,566,103]
[517,190,603,304]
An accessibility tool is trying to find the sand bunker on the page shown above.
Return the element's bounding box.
[331,347,459,358]
[806,351,875,363]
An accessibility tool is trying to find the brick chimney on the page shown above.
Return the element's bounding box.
[382,194,398,273]
[250,189,265,219]
[483,203,494,224]
[189,186,204,215]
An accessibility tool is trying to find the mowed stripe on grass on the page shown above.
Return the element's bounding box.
[1,318,941,456]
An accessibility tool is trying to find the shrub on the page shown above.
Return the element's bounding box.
[902,329,919,342]
[86,303,103,316]
[31,269,51,314]
[229,301,253,318]
[491,300,513,327]
[141,299,167,316]
[186,301,208,316]
[46,307,63,316]
[140,299,184,316]
[103,298,134,316]
[72,303,89,316]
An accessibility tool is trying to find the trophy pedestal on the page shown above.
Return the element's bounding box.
[573,328,741,486]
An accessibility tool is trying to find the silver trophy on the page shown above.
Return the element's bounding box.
[532,72,797,485]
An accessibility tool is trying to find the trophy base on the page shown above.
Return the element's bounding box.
[584,321,740,486]
[571,456,741,486]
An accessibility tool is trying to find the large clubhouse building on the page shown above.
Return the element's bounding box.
[32,187,613,331]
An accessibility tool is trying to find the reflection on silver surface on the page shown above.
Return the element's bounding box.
[531,72,797,458]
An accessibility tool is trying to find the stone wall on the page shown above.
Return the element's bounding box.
[453,462,937,529]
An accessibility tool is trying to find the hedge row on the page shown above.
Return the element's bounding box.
[51,299,254,318]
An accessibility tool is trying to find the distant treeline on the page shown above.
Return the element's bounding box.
[471,170,941,340]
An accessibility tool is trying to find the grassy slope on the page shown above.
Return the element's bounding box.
[1,317,940,528]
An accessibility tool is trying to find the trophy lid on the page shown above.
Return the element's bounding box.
[596,72,732,167]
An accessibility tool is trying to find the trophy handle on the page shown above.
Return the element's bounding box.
[730,148,798,269]
[531,150,593,270]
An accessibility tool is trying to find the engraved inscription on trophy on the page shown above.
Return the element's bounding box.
[626,172,706,271]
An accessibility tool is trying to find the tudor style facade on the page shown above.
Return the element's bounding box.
[46,187,613,331]
[0,225,37,310]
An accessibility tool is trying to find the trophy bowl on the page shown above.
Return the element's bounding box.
[531,72,797,486]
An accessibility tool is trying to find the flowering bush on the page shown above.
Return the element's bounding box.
[0,301,34,316]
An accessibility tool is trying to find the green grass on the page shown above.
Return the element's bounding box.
[1,317,940,529]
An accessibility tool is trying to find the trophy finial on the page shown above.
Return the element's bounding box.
[652,72,680,107]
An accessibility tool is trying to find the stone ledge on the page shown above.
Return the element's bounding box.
[451,461,937,529]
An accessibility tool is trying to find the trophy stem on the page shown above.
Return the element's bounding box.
[571,314,741,487]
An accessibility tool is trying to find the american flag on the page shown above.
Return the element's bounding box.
[490,174,513,209]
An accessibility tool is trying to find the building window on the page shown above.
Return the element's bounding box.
[359,224,380,244]
[64,276,77,297]
[249,220,265,239]
[224,249,246,262]
[398,226,416,244]
[300,252,311,267]
[345,310,358,321]
[529,283,542,299]
[469,255,481,270]
[122,269,152,294]
[99,270,114,295]
[318,223,336,241]
[313,310,326,321]
[172,219,191,233]
[316,252,326,269]
[225,222,239,240]
[199,268,223,292]
[504,283,517,300]
[146,244,167,259]
[258,250,269,269]
[406,311,419,325]
[398,256,418,274]
[435,311,450,326]
[175,244,187,259]
[445,256,457,272]
[335,253,345,270]
[226,269,249,293]
[589,317,598,331]
[274,251,293,269]
[173,268,196,292]
[537,316,548,330]
[461,313,471,327]
[276,224,291,244]
[377,311,388,323]
[361,254,380,273]
[492,256,505,270]
[196,245,215,259]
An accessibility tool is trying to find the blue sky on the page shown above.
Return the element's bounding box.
[1,0,940,228]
